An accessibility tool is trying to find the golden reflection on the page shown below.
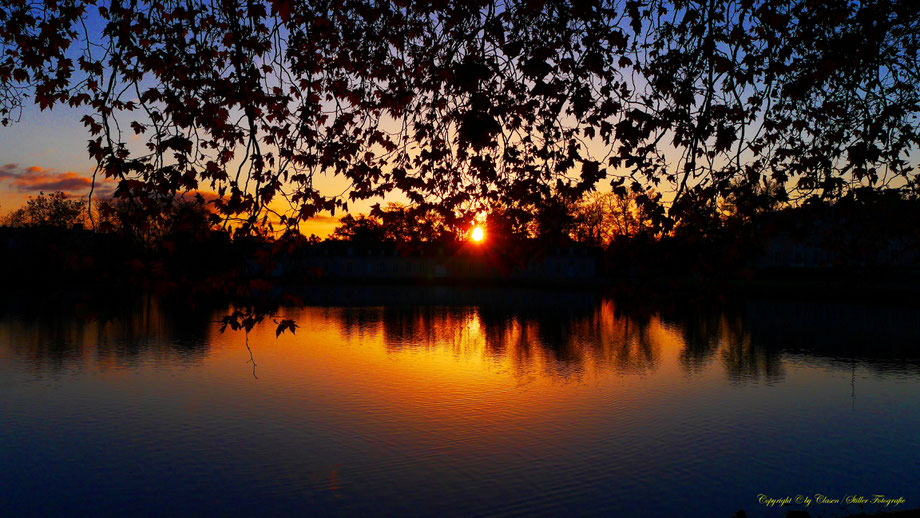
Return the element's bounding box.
[315,300,673,385]
[5,294,917,389]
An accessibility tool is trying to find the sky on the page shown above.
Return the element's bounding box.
[0,105,99,204]
[0,101,346,237]
[0,8,118,224]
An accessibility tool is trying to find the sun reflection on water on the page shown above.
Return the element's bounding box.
[3,292,920,517]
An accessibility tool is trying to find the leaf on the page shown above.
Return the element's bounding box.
[581,160,602,183]
[275,319,298,337]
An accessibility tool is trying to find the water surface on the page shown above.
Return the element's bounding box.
[2,287,919,517]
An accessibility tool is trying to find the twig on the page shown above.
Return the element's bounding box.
[245,331,258,379]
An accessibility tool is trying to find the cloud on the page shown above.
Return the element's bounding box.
[91,183,117,198]
[0,163,16,178]
[0,164,115,197]
[13,171,93,192]
[306,214,340,223]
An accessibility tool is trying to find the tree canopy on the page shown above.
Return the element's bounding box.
[2,0,918,236]
[330,202,454,242]
[2,191,86,228]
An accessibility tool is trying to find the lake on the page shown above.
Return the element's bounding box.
[2,286,919,517]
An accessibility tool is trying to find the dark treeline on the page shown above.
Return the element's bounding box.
[327,187,920,281]
[0,192,242,302]
[2,185,920,295]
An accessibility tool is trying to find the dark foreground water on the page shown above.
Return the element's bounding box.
[2,287,919,517]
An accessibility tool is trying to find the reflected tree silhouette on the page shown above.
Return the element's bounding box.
[5,289,920,381]
[719,326,785,385]
[671,313,723,374]
[0,293,211,373]
[332,292,666,380]
[337,307,384,341]
[743,299,920,375]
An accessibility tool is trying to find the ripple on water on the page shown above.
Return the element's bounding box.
[2,297,920,517]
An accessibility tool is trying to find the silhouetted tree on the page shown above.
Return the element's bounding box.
[3,191,85,228]
[569,190,662,247]
[719,178,786,226]
[95,195,220,249]
[331,203,455,242]
[3,0,917,236]
[330,214,385,242]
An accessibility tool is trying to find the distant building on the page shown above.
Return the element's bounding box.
[753,199,920,270]
[758,233,835,269]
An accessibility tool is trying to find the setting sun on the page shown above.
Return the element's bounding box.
[471,227,485,242]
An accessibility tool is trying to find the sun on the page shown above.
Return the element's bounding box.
[471,226,485,242]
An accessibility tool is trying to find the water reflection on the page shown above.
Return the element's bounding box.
[327,298,665,382]
[3,287,920,517]
[0,294,211,373]
[744,299,920,374]
[659,311,786,383]
[2,287,920,381]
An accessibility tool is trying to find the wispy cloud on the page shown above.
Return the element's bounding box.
[306,214,340,223]
[0,165,114,197]
[0,163,16,179]
[14,171,93,192]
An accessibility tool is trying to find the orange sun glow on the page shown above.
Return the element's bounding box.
[471,227,485,242]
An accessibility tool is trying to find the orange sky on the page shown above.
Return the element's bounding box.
[0,105,358,237]
[0,160,347,238]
